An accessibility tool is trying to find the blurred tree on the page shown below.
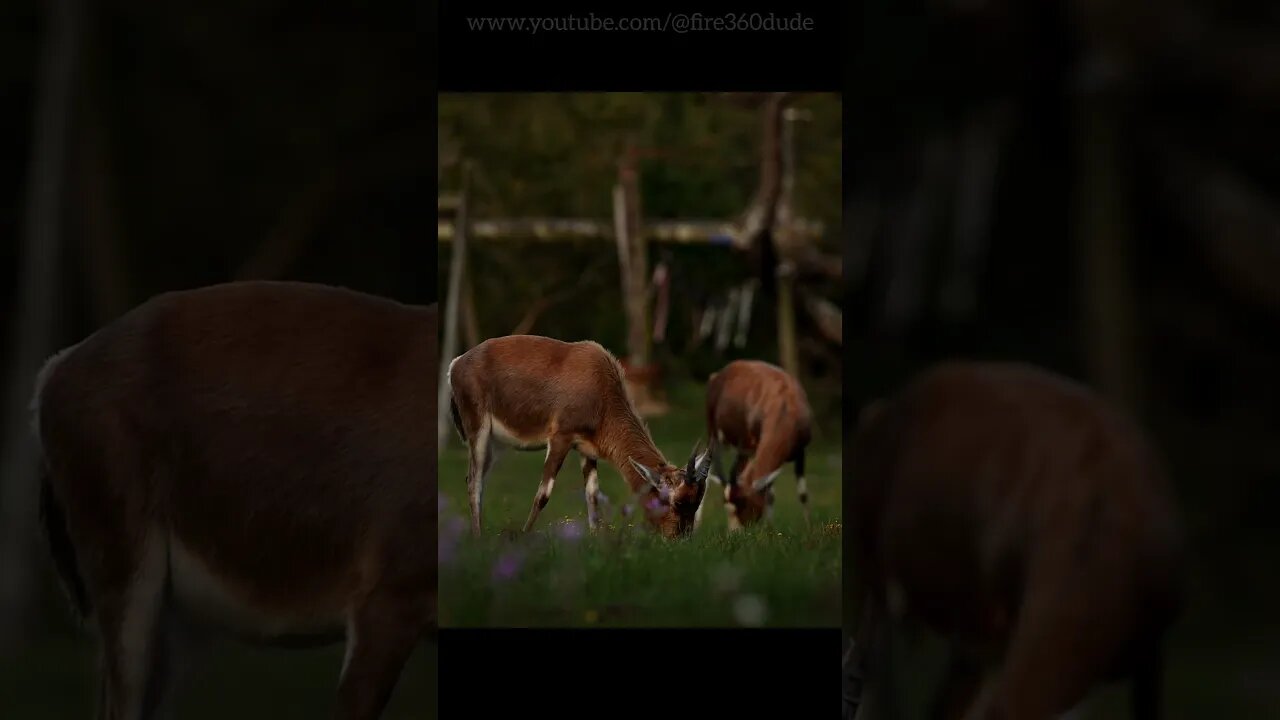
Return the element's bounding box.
[0,0,82,648]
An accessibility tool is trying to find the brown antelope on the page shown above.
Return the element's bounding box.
[700,359,812,530]
[847,361,1185,720]
[446,334,712,539]
[34,281,436,720]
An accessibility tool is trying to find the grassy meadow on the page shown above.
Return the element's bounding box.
[0,625,434,719]
[437,382,842,628]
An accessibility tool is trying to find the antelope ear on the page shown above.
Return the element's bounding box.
[628,457,663,491]
[753,468,782,494]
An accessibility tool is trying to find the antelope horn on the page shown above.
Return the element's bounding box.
[685,439,712,486]
[753,467,783,494]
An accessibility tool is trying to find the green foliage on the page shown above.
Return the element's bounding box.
[438,92,841,230]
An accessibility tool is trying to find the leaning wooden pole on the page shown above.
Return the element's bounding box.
[777,262,800,378]
[437,162,470,455]
[1073,74,1140,413]
[776,108,801,379]
[614,144,659,413]
[620,145,650,370]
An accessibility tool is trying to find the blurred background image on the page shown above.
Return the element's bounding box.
[0,1,432,717]
[436,92,843,627]
[848,0,1280,717]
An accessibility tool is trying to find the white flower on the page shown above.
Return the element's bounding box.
[732,594,767,627]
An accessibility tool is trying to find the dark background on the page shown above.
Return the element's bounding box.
[0,0,433,717]
[848,0,1280,716]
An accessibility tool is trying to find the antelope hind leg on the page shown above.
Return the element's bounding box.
[335,591,430,720]
[91,534,169,720]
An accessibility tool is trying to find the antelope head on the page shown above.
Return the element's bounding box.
[720,451,782,530]
[628,441,713,538]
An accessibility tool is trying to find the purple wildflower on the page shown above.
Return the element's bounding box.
[645,494,667,519]
[558,520,584,541]
[445,516,467,540]
[492,551,524,582]
[438,537,457,565]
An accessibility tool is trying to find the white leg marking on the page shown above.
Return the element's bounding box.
[583,457,601,528]
[723,490,742,531]
[340,612,357,681]
[472,416,494,498]
[116,534,168,718]
[796,476,808,498]
[539,444,557,498]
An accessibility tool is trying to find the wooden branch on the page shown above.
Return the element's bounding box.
[800,289,843,347]
[509,284,582,336]
[736,92,795,252]
[508,258,611,336]
[461,271,480,349]
[1157,139,1280,321]
[438,162,471,454]
[236,172,340,281]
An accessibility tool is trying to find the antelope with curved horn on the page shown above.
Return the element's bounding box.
[699,359,813,530]
[447,334,712,538]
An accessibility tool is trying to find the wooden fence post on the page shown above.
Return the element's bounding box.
[437,162,470,455]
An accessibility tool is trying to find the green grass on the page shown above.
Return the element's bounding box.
[0,624,435,719]
[438,383,842,628]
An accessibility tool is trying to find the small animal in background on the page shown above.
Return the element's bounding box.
[701,359,813,529]
[848,361,1185,720]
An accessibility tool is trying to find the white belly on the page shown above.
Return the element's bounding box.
[490,416,548,451]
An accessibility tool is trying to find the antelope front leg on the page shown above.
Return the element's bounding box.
[523,436,571,532]
[581,456,608,530]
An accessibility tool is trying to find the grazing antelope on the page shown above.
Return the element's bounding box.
[700,359,812,530]
[847,361,1185,720]
[446,334,712,539]
[34,281,436,720]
